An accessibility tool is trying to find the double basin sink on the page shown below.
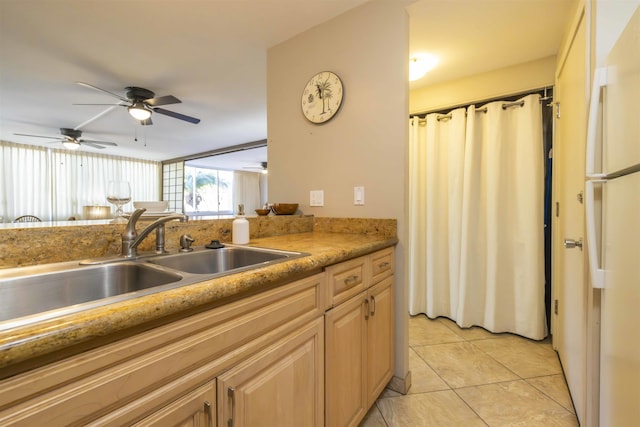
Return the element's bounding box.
[0,245,308,331]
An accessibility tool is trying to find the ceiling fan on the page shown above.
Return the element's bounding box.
[76,82,201,126]
[14,128,118,150]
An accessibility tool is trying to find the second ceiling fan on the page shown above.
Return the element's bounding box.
[76,82,201,126]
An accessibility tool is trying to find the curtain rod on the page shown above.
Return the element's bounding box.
[432,99,528,122]
[411,86,553,120]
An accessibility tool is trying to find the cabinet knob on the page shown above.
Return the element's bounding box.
[227,387,236,427]
[204,401,213,427]
[344,274,360,286]
[370,295,376,316]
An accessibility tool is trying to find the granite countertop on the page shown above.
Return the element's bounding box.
[0,232,397,372]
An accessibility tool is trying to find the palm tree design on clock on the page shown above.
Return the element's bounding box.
[315,78,333,116]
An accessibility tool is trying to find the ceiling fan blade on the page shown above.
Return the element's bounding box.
[81,142,107,149]
[80,139,118,146]
[153,107,201,124]
[14,132,61,140]
[73,103,123,106]
[145,95,181,106]
[76,82,129,103]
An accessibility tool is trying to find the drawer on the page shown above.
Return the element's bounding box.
[370,247,394,285]
[325,256,366,307]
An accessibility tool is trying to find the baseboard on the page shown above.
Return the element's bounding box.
[387,370,412,395]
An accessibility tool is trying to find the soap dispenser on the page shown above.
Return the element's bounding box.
[232,204,249,244]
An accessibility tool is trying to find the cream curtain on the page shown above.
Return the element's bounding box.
[0,142,51,222]
[409,94,547,340]
[232,171,262,214]
[0,142,160,222]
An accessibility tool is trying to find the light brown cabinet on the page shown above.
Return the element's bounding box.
[0,272,326,426]
[0,247,395,427]
[217,318,324,427]
[132,381,216,427]
[325,248,394,427]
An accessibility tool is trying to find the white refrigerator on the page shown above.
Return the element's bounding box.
[585,6,640,426]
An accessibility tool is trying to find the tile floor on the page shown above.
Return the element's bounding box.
[360,315,579,426]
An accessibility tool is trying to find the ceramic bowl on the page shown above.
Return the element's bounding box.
[271,203,299,215]
[255,208,270,216]
[133,201,169,212]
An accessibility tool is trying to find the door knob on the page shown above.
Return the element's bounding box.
[563,239,583,250]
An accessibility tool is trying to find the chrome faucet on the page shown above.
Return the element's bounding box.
[121,208,188,258]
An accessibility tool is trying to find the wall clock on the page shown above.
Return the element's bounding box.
[301,71,344,124]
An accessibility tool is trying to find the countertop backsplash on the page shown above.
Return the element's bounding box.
[0,215,396,269]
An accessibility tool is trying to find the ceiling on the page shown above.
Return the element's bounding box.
[0,0,575,170]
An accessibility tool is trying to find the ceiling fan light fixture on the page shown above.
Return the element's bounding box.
[62,140,80,150]
[128,102,152,120]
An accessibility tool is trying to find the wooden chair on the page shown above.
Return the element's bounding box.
[13,215,42,223]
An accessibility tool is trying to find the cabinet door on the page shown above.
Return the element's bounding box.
[366,276,394,406]
[217,318,324,427]
[133,381,216,427]
[325,292,368,427]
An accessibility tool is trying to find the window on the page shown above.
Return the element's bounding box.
[0,141,160,222]
[183,165,234,215]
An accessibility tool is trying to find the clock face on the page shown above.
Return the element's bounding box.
[301,71,343,124]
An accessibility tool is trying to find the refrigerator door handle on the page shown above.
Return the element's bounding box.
[585,180,606,288]
[586,66,607,179]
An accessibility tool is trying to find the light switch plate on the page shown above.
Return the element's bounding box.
[354,186,365,205]
[310,190,324,207]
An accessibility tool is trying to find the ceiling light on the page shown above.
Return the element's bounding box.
[128,102,152,120]
[62,140,80,150]
[409,54,439,81]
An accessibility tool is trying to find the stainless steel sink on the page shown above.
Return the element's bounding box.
[0,262,182,329]
[0,245,308,331]
[146,245,307,275]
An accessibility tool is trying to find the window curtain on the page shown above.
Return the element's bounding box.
[0,142,160,222]
[232,171,262,214]
[408,94,547,340]
[0,142,51,222]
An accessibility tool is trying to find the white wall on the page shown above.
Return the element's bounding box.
[267,0,410,386]
[593,0,640,66]
[410,56,557,114]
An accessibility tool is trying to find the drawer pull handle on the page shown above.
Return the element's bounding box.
[370,295,376,316]
[228,386,236,427]
[364,298,370,320]
[378,261,390,269]
[344,274,360,285]
[204,400,213,427]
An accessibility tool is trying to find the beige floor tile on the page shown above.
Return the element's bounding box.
[379,387,402,399]
[359,404,387,427]
[408,347,450,394]
[437,316,503,340]
[456,380,579,426]
[409,315,465,346]
[472,335,562,378]
[414,342,518,388]
[527,374,575,413]
[376,390,486,427]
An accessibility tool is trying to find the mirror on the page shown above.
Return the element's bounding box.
[163,145,268,217]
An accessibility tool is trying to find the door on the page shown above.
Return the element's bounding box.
[133,381,216,427]
[553,6,588,423]
[366,276,394,406]
[599,172,640,425]
[325,292,368,427]
[217,319,324,427]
